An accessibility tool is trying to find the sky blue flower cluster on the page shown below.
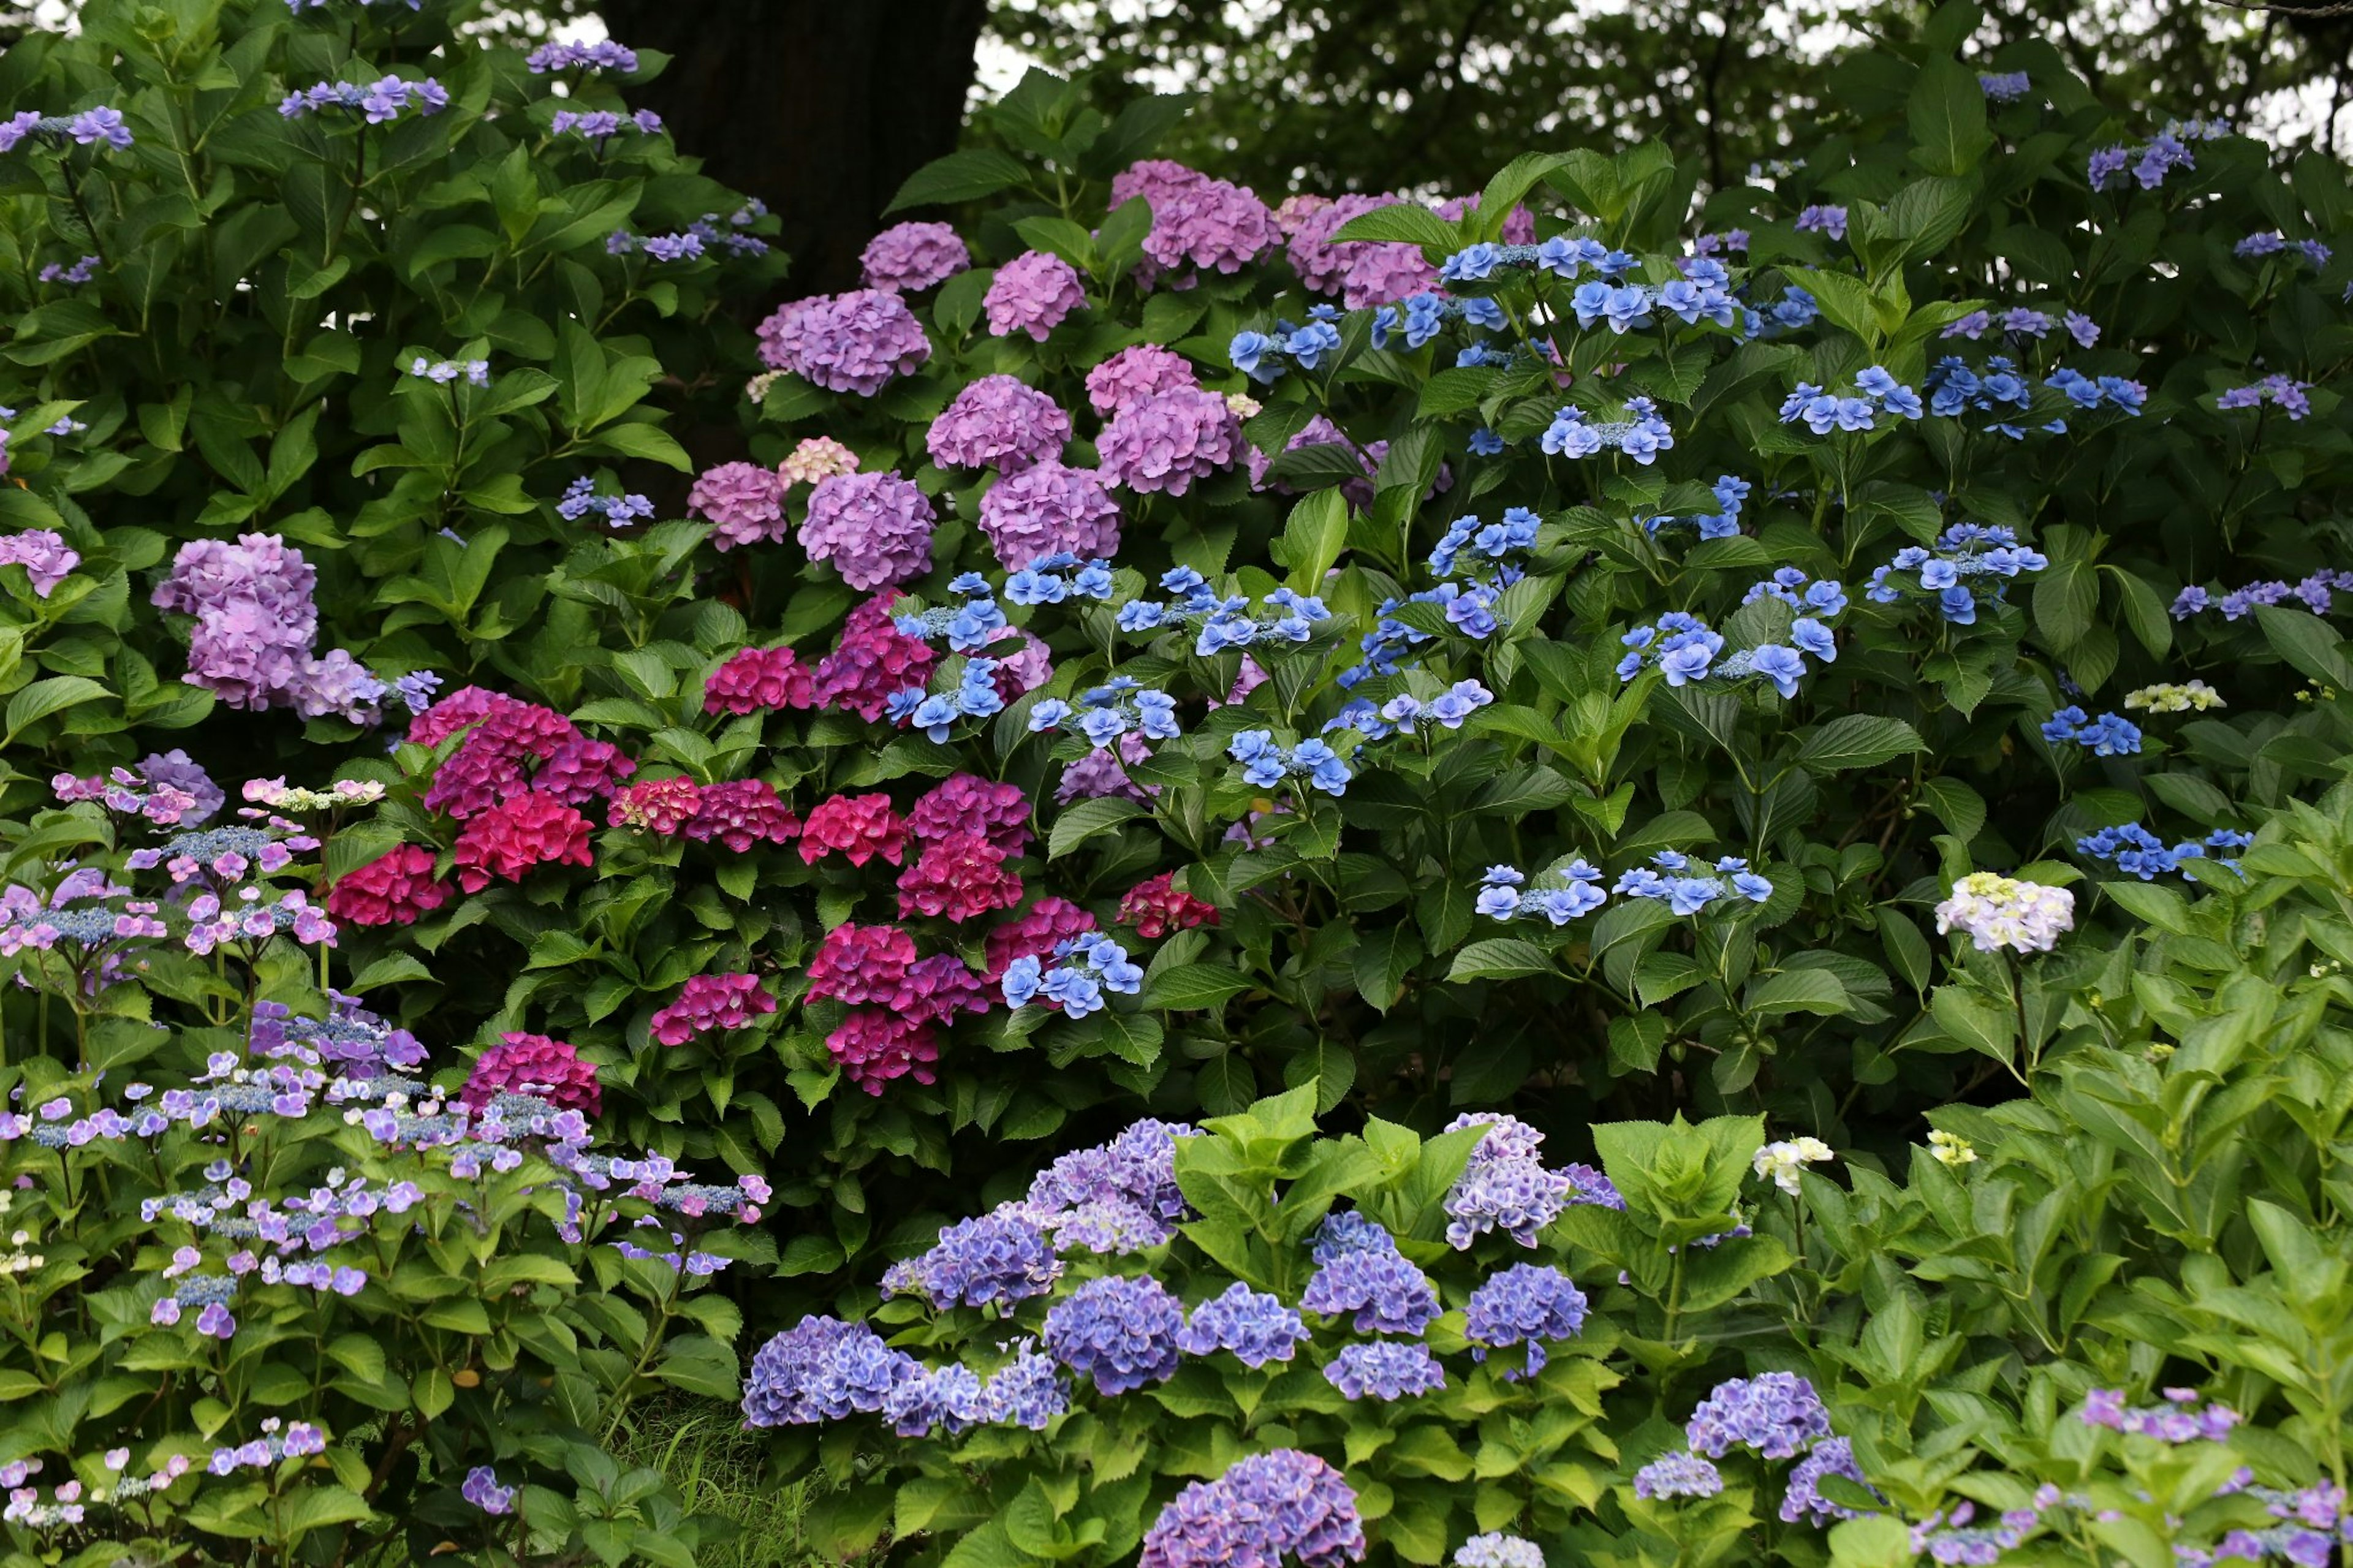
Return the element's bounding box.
[2039,706,2143,756]
[1116,568,1329,658]
[1427,508,1540,579]
[1229,730,1354,797]
[886,656,1003,742]
[2172,569,2353,620]
[1006,553,1118,605]
[1644,474,1750,540]
[1615,853,1775,914]
[1634,1448,1727,1500]
[1742,286,1819,338]
[2077,824,2251,880]
[1541,397,1674,463]
[2088,124,2221,192]
[1566,260,1738,333]
[1618,611,1725,686]
[895,572,1009,653]
[1323,679,1494,741]
[1230,306,1344,384]
[556,477,654,529]
[1865,523,2048,624]
[1001,934,1145,1018]
[1779,366,1924,432]
[1442,1111,1618,1246]
[1941,306,2099,346]
[1437,236,1637,287]
[1477,862,1607,925]
[1030,677,1181,750]
[1370,292,1507,351]
[1618,600,1836,700]
[2235,230,2333,267]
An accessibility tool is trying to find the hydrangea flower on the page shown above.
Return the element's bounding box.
[1752,1137,1835,1194]
[1097,387,1243,496]
[860,221,971,292]
[1086,343,1200,415]
[800,471,936,590]
[1686,1372,1834,1460]
[886,1209,1062,1309]
[452,793,593,892]
[1782,1438,1879,1525]
[1464,1263,1589,1378]
[1933,872,2074,953]
[1139,1450,1365,1568]
[1633,1449,1726,1500]
[1042,1273,1184,1394]
[460,1032,600,1115]
[756,289,932,396]
[324,845,449,926]
[1111,159,1281,287]
[1324,1341,1447,1401]
[1178,1282,1310,1367]
[0,528,80,596]
[999,933,1143,1019]
[1454,1535,1545,1568]
[688,462,787,550]
[741,1314,914,1426]
[649,972,776,1047]
[977,461,1123,569]
[2075,824,2251,881]
[985,250,1088,340]
[1300,1246,1440,1335]
[1541,398,1675,463]
[926,375,1072,472]
[827,1009,943,1094]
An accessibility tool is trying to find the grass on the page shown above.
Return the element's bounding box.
[613,1396,830,1568]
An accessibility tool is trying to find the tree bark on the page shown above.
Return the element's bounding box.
[599,0,989,294]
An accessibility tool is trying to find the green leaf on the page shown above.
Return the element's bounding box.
[886,150,1034,213]
[1281,488,1349,591]
[1331,201,1458,251]
[1744,969,1852,1018]
[2256,605,2353,689]
[1049,797,1144,858]
[1908,55,1995,176]
[5,675,110,743]
[1794,714,1927,773]
[1140,963,1254,1010]
[1351,925,1422,1012]
[1446,937,1554,982]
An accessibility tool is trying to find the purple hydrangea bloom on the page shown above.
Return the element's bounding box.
[1178,1282,1310,1368]
[881,1363,986,1437]
[1299,1248,1439,1336]
[926,375,1073,472]
[461,1466,517,1515]
[1139,1450,1365,1568]
[741,1314,915,1426]
[799,470,936,591]
[886,1209,1062,1310]
[0,528,80,597]
[976,461,1123,570]
[1633,1449,1725,1499]
[1686,1373,1833,1460]
[984,250,1088,341]
[1442,1113,1576,1248]
[974,1339,1069,1429]
[1111,159,1282,290]
[1324,1341,1447,1401]
[1309,1211,1397,1264]
[1781,1437,1877,1525]
[138,751,224,827]
[151,534,333,712]
[1464,1263,1589,1379]
[1019,1118,1196,1251]
[1042,1274,1185,1395]
[1097,387,1242,496]
[1452,1536,1545,1568]
[756,289,932,396]
[861,221,971,292]
[1086,343,1199,415]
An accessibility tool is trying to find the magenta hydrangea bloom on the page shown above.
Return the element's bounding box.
[461,1031,601,1115]
[756,288,932,396]
[0,528,80,597]
[1112,159,1281,289]
[650,972,776,1047]
[689,461,789,551]
[977,461,1123,569]
[828,1008,941,1094]
[926,375,1072,472]
[860,221,971,292]
[799,470,936,591]
[1085,344,1200,416]
[1097,387,1241,496]
[984,251,1088,341]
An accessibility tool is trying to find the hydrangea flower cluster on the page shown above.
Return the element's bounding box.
[1540,397,1675,463]
[2087,124,2219,192]
[1564,263,1738,333]
[1979,70,2033,100]
[984,250,1089,340]
[556,475,655,529]
[279,76,449,123]
[1940,306,2099,345]
[550,107,664,144]
[1176,1282,1309,1366]
[1463,1263,1589,1377]
[2172,569,2353,619]
[800,469,935,589]
[1043,1273,1186,1394]
[1865,523,2049,623]
[2216,373,2316,420]
[1634,1448,1727,1499]
[1779,367,1925,432]
[153,534,385,720]
[1097,387,1243,495]
[1231,308,1350,382]
[1324,1341,1447,1401]
[2039,706,2143,756]
[1686,1371,1835,1460]
[0,107,135,152]
[757,289,932,396]
[974,461,1124,570]
[0,528,80,596]
[525,39,639,72]
[1278,191,1438,307]
[703,645,815,714]
[1476,861,1607,925]
[2235,230,2332,267]
[1112,159,1281,288]
[1001,933,1143,1018]
[884,1209,1063,1310]
[1752,1137,1835,1194]
[1033,680,1182,752]
[648,972,776,1047]
[688,461,788,550]
[2076,824,2251,881]
[1086,343,1200,414]
[2124,680,2227,713]
[1138,1451,1364,1568]
[860,221,971,292]
[926,375,1072,472]
[1933,873,2075,954]
[1229,730,1352,797]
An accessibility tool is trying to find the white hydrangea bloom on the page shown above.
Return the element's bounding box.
[1934,872,2074,953]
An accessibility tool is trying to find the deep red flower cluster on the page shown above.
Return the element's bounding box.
[705,646,815,715]
[324,844,450,926]
[906,772,1031,854]
[610,776,703,833]
[827,1010,940,1095]
[683,779,801,852]
[808,591,937,721]
[800,792,907,866]
[461,1031,602,1115]
[412,686,636,820]
[805,922,917,1005]
[1118,871,1220,939]
[453,793,594,892]
[896,831,1024,922]
[650,972,776,1047]
[984,895,1098,980]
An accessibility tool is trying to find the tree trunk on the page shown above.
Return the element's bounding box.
[599,0,988,295]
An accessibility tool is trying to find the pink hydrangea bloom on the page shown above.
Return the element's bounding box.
[650,972,776,1046]
[452,793,594,892]
[806,922,917,1005]
[977,460,1123,569]
[893,952,993,1025]
[810,591,938,721]
[984,251,1088,341]
[462,1032,601,1115]
[926,375,1073,472]
[756,288,932,396]
[324,844,449,926]
[908,773,1032,852]
[683,779,800,852]
[1111,159,1280,288]
[827,1008,940,1094]
[985,627,1053,702]
[1278,191,1439,307]
[0,528,80,597]
[799,470,934,591]
[610,776,703,833]
[1097,387,1241,496]
[860,221,971,292]
[1085,344,1199,416]
[896,831,1025,922]
[705,647,815,714]
[984,895,1098,980]
[1120,871,1219,939]
[799,792,909,867]
[779,435,860,488]
[689,461,788,551]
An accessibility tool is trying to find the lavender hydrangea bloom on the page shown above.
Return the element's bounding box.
[1042,1274,1186,1395]
[974,1339,1069,1429]
[1324,1341,1447,1401]
[887,1209,1063,1310]
[1139,1450,1365,1568]
[977,461,1123,570]
[860,221,971,292]
[151,534,373,714]
[881,1363,986,1437]
[1464,1263,1589,1378]
[1178,1282,1310,1367]
[1454,1536,1545,1568]
[0,528,80,597]
[1086,343,1199,415]
[1018,1118,1196,1252]
[756,289,931,396]
[1780,1437,1877,1524]
[1632,1449,1725,1500]
[138,751,223,827]
[1110,159,1281,289]
[1442,1113,1575,1248]
[1686,1372,1833,1460]
[1097,387,1242,496]
[740,1314,915,1426]
[799,470,936,591]
[985,251,1089,341]
[926,375,1074,472]
[1310,1210,1398,1263]
[1300,1247,1440,1336]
